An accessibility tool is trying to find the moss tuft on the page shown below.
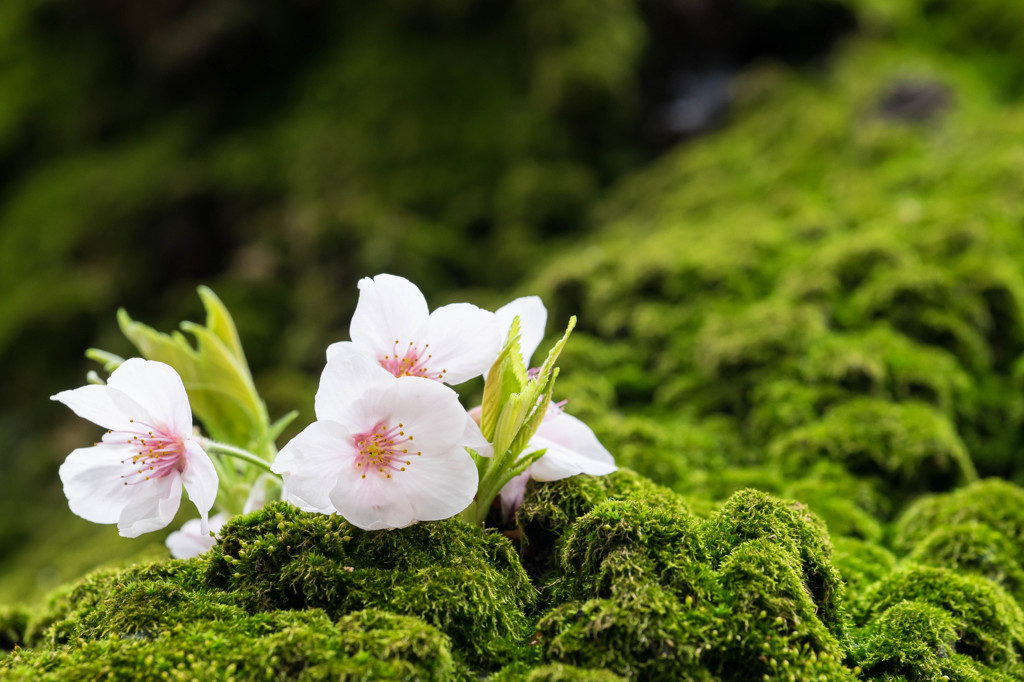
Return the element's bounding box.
[855,564,1024,667]
[0,605,29,652]
[906,522,1024,603]
[206,501,535,666]
[703,488,846,634]
[768,398,976,492]
[3,608,456,681]
[894,478,1024,554]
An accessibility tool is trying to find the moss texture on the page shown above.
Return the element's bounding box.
[9,0,1024,678]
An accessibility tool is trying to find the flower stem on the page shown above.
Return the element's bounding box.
[199,438,277,475]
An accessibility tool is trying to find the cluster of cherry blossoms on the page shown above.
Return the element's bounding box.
[51,274,616,557]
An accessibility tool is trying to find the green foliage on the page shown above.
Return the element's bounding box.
[832,538,896,593]
[0,605,28,652]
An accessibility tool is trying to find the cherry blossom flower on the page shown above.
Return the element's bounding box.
[498,401,617,519]
[51,358,219,538]
[272,348,478,530]
[166,513,227,559]
[488,296,617,519]
[328,273,501,386]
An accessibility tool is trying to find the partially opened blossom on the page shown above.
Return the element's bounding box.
[272,348,478,530]
[166,513,227,559]
[498,401,617,519]
[488,296,616,519]
[51,358,219,538]
[328,273,501,386]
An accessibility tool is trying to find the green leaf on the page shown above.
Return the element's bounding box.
[85,348,124,373]
[481,317,527,440]
[116,289,271,453]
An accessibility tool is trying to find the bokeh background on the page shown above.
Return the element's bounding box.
[4,0,1024,606]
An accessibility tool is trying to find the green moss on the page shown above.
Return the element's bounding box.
[855,564,1024,667]
[0,605,28,652]
[206,502,535,666]
[768,398,976,492]
[703,488,847,635]
[855,600,985,681]
[832,538,897,594]
[2,608,456,681]
[489,662,625,681]
[905,523,1024,602]
[893,478,1024,554]
[781,464,887,541]
[549,499,713,605]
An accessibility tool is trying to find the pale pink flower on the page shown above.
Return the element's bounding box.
[489,297,616,519]
[51,358,219,538]
[498,401,617,519]
[272,348,478,530]
[328,273,500,386]
[166,513,227,559]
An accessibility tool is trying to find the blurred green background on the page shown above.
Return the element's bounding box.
[5,0,1024,606]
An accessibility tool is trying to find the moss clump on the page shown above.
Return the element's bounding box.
[2,608,456,681]
[703,488,847,634]
[855,564,1024,668]
[489,662,626,681]
[768,398,976,493]
[894,478,1024,554]
[906,523,1024,603]
[781,464,887,541]
[205,502,535,666]
[534,487,851,680]
[0,605,28,652]
[855,600,990,681]
[832,538,897,594]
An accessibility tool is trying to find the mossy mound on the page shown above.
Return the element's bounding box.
[893,478,1024,555]
[854,564,1024,676]
[530,483,851,680]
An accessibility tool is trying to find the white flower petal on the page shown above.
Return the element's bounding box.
[417,303,501,385]
[387,444,478,522]
[529,411,617,481]
[461,412,493,457]
[166,514,226,559]
[272,420,356,513]
[315,346,396,426]
[51,385,140,432]
[117,474,183,538]
[350,274,430,356]
[106,359,192,435]
[330,472,417,530]
[59,444,139,524]
[495,296,548,367]
[358,377,468,455]
[180,440,219,532]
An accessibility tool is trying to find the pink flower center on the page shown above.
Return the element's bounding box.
[109,419,187,485]
[380,340,447,380]
[353,421,421,480]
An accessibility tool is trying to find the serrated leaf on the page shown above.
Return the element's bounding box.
[197,285,246,363]
[481,317,528,440]
[117,289,271,453]
[509,367,558,457]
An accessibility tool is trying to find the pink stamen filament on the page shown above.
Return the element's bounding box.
[107,418,186,485]
[354,421,422,480]
[380,340,447,381]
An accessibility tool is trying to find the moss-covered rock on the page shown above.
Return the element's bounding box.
[768,398,976,493]
[205,502,535,666]
[3,608,456,681]
[893,478,1024,554]
[855,564,1024,668]
[906,522,1024,603]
